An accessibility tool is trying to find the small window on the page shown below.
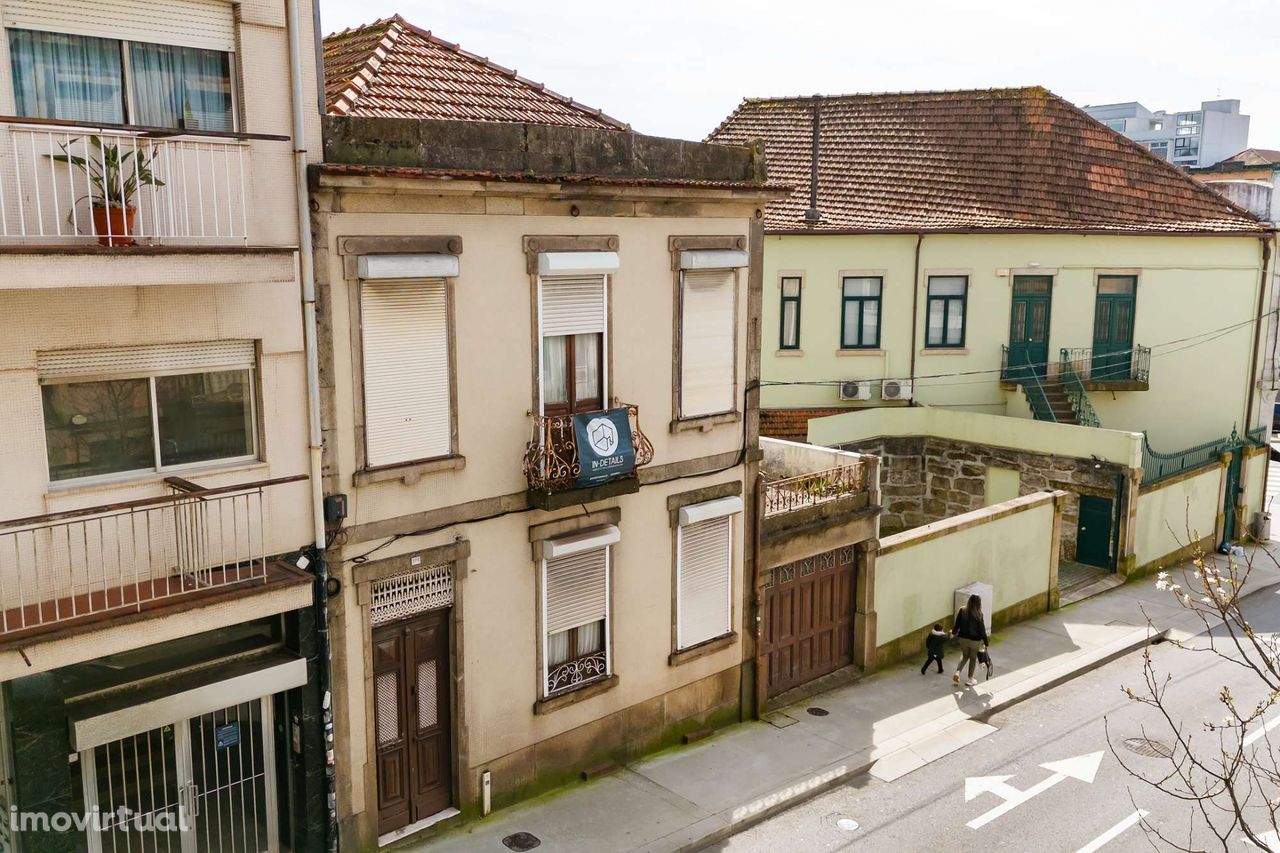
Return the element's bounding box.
[676,514,733,650]
[543,545,611,697]
[925,276,967,348]
[1177,112,1202,126]
[841,276,882,349]
[779,277,801,350]
[129,42,234,131]
[680,269,736,417]
[1104,119,1125,132]
[42,368,255,482]
[1151,121,1164,131]
[539,273,607,416]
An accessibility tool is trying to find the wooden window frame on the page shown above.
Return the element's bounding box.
[840,275,883,349]
[925,275,969,349]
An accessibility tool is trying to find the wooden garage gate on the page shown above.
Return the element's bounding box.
[760,545,857,697]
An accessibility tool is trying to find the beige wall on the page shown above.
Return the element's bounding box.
[762,232,1272,450]
[875,492,1061,645]
[1133,466,1222,569]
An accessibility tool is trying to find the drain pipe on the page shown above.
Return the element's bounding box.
[286,2,338,850]
[1244,236,1273,435]
[908,233,924,395]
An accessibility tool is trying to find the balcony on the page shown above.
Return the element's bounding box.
[523,403,654,510]
[763,463,871,516]
[0,475,310,644]
[1059,346,1151,391]
[0,119,268,248]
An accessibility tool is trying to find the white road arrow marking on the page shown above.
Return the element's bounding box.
[1243,829,1280,851]
[1075,809,1149,853]
[1244,715,1280,747]
[966,752,1104,830]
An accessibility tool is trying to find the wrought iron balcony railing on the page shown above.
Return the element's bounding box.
[1059,345,1151,385]
[0,121,254,246]
[763,463,869,516]
[523,403,654,494]
[0,474,305,637]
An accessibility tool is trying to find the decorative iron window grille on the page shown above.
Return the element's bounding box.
[546,652,608,695]
[369,563,454,626]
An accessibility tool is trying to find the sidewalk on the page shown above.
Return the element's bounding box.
[417,548,1280,853]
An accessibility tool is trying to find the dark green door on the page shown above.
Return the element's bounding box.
[1008,276,1052,378]
[1222,448,1243,546]
[1077,495,1114,569]
[1092,276,1136,381]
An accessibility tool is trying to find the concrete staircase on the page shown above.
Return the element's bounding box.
[1040,380,1079,425]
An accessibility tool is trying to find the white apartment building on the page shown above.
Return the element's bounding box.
[1083,98,1250,168]
[0,1,327,850]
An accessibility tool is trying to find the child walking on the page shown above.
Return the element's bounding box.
[920,624,947,674]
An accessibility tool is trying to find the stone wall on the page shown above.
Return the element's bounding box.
[840,435,1125,561]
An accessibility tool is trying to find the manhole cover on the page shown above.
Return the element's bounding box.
[1123,737,1173,758]
[807,707,830,717]
[502,832,542,851]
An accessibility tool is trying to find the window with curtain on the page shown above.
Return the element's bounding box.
[543,546,610,697]
[539,274,606,416]
[7,28,234,130]
[841,276,882,348]
[8,29,125,123]
[779,277,801,350]
[926,275,967,348]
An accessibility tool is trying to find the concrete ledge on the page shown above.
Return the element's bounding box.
[878,490,1064,556]
[533,675,620,716]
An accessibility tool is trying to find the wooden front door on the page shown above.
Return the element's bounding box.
[761,546,857,697]
[1007,275,1052,378]
[372,609,452,835]
[1076,495,1115,569]
[1092,276,1136,381]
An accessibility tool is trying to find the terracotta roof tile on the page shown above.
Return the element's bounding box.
[323,15,628,130]
[706,87,1265,234]
[760,408,847,442]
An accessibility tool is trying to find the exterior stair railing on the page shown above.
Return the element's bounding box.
[1057,349,1101,428]
[1003,347,1057,424]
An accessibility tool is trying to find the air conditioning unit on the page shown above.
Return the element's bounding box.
[839,380,872,401]
[881,379,914,401]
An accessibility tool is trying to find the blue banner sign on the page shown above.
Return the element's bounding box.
[573,408,636,488]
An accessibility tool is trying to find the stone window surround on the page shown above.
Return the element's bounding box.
[338,235,466,487]
[523,235,620,419]
[666,481,743,666]
[350,537,470,834]
[529,507,622,715]
[670,235,746,434]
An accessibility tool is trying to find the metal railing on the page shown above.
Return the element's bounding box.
[523,403,654,493]
[0,475,302,635]
[0,124,250,245]
[1057,353,1101,428]
[763,463,868,515]
[1141,426,1265,484]
[1059,345,1151,384]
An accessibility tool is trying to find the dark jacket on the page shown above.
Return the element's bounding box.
[925,629,947,657]
[953,608,988,644]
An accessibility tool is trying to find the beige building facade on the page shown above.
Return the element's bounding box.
[0,1,330,850]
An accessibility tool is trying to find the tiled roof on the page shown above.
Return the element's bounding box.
[315,162,782,192]
[707,87,1265,234]
[1223,148,1280,167]
[323,15,628,130]
[760,408,847,442]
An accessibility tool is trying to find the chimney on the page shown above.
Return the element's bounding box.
[803,95,823,225]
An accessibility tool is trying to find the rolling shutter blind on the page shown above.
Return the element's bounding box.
[4,0,237,51]
[680,269,736,416]
[361,279,451,467]
[540,275,606,336]
[545,547,608,634]
[37,340,254,380]
[677,516,733,649]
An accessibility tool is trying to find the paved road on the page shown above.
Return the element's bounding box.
[707,588,1280,853]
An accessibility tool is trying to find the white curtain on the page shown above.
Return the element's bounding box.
[8,29,124,123]
[542,335,569,408]
[573,334,601,404]
[129,42,232,131]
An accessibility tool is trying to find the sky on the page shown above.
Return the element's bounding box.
[317,0,1280,148]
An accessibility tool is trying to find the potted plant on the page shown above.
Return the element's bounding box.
[49,136,165,246]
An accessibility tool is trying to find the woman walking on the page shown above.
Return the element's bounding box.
[951,594,988,687]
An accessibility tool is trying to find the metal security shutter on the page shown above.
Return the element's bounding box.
[540,275,606,336]
[680,269,736,417]
[4,0,237,51]
[544,547,608,634]
[361,279,451,467]
[677,516,733,649]
[37,340,254,380]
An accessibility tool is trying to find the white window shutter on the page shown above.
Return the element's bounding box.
[677,516,733,649]
[540,275,606,336]
[361,279,451,467]
[5,0,236,51]
[37,341,255,380]
[545,548,608,634]
[680,269,736,417]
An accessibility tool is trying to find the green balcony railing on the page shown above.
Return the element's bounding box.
[1142,426,1268,484]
